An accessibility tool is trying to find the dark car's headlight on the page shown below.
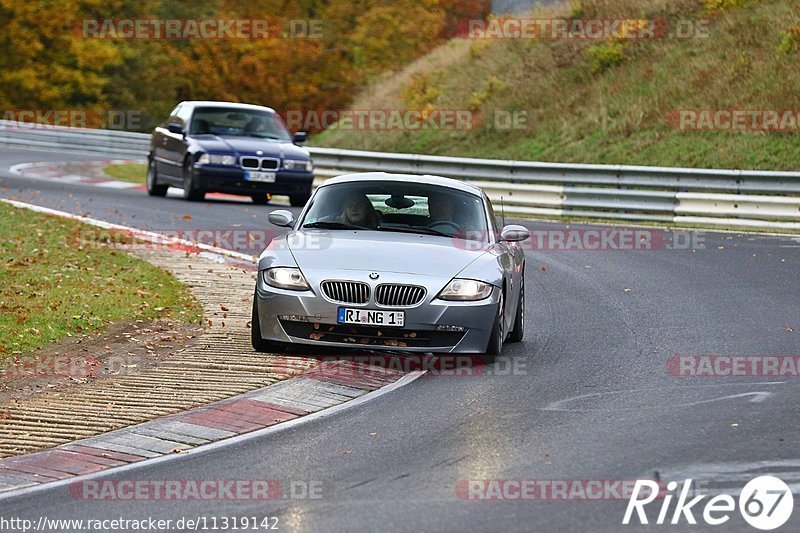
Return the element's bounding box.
[283,159,313,172]
[262,268,310,291]
[437,278,493,301]
[198,153,237,166]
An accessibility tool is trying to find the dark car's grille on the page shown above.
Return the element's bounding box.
[279,320,466,348]
[259,158,279,170]
[321,281,370,304]
[375,284,426,307]
[240,156,259,169]
[239,156,279,170]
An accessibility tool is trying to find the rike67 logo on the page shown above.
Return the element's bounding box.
[624,476,794,530]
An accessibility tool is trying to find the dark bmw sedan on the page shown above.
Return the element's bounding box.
[147,101,314,205]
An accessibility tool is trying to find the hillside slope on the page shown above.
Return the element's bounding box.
[315,0,800,170]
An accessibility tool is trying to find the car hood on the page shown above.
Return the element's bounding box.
[190,135,310,158]
[286,230,489,276]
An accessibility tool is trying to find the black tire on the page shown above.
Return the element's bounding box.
[251,294,285,353]
[289,192,311,207]
[182,159,205,202]
[251,193,270,205]
[508,274,525,343]
[484,290,505,361]
[146,158,168,197]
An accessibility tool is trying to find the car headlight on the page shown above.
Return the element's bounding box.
[283,159,313,172]
[197,153,237,166]
[437,278,493,301]
[262,268,310,291]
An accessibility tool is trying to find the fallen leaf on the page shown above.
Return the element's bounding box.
[182,214,192,220]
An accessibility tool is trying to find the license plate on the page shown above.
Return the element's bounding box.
[337,307,405,327]
[245,171,276,182]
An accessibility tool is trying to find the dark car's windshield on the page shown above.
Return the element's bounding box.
[301,181,490,241]
[189,107,292,141]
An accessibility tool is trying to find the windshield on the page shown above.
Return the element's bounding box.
[188,107,292,140]
[301,181,489,241]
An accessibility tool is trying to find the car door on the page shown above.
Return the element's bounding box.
[169,104,194,180]
[156,104,191,182]
[153,105,179,181]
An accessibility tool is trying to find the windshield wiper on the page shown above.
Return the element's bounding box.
[302,221,366,230]
[375,225,452,238]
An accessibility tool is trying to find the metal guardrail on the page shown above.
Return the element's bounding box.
[1,121,799,230]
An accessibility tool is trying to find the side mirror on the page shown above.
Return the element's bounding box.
[268,210,295,228]
[500,224,530,243]
[292,131,308,145]
[167,123,184,135]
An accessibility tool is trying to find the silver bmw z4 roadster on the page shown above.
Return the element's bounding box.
[251,172,530,356]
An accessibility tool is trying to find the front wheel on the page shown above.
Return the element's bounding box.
[484,291,505,361]
[508,275,525,343]
[251,193,271,205]
[182,160,205,202]
[146,159,168,197]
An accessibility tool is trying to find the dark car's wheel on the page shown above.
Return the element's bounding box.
[251,293,285,353]
[508,275,525,343]
[484,291,505,361]
[289,192,311,207]
[251,193,271,205]
[146,158,168,197]
[182,159,205,202]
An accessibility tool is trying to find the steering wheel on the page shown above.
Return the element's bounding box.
[426,220,461,231]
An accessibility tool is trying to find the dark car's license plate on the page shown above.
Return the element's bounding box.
[245,171,276,182]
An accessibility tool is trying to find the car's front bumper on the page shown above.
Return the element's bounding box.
[193,165,313,195]
[254,271,499,353]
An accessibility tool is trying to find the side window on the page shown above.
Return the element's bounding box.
[176,105,192,126]
[165,104,182,126]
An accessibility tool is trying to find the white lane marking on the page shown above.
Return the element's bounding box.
[0,198,256,265]
[93,180,140,189]
[540,382,786,412]
[647,460,800,496]
[0,371,426,501]
[56,174,86,182]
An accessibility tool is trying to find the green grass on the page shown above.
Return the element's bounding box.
[104,163,146,183]
[315,0,800,171]
[0,202,203,357]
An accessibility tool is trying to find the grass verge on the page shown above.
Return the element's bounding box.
[104,163,146,183]
[0,201,203,357]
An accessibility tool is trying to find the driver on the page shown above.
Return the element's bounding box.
[243,117,265,133]
[428,193,455,224]
[337,193,380,228]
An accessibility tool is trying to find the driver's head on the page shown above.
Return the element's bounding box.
[428,193,454,222]
[343,194,373,225]
[244,117,264,133]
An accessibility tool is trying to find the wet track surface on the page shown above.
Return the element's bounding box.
[1,147,799,531]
